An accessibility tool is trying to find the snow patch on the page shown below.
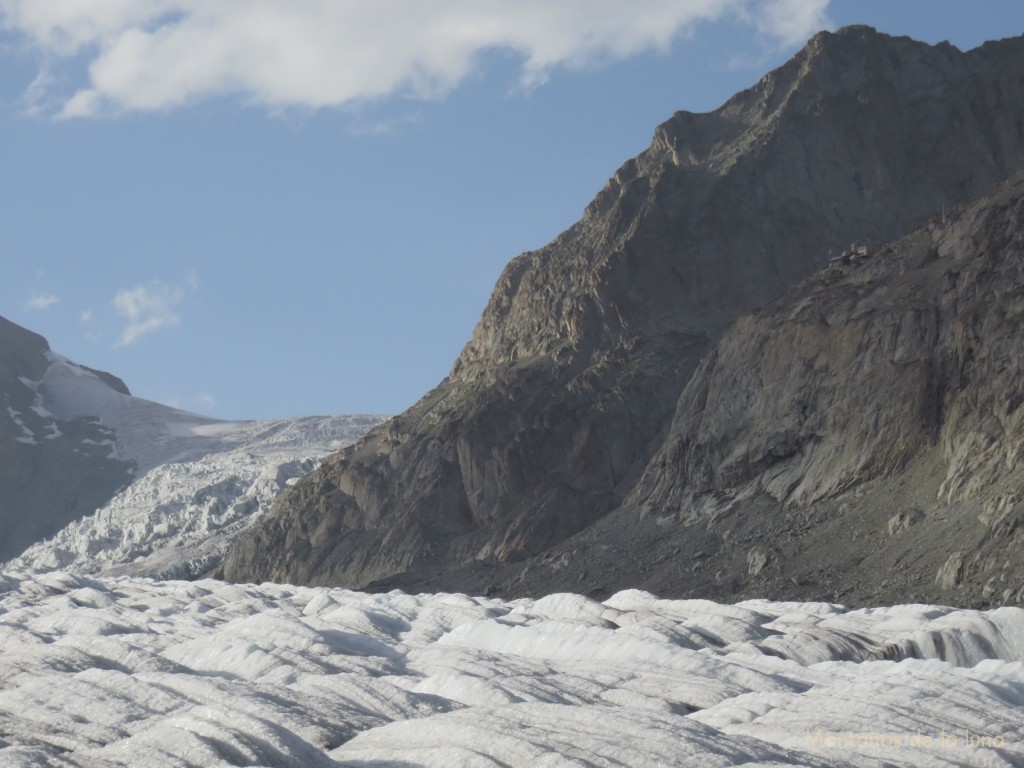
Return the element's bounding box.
[7,397,37,442]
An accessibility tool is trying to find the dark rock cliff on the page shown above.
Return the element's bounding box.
[631,167,1024,606]
[222,26,1024,592]
[473,169,1024,608]
[0,316,134,561]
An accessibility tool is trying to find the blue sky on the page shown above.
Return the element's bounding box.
[1,0,1022,420]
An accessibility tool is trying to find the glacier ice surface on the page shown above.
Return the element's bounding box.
[7,352,386,579]
[0,571,1022,767]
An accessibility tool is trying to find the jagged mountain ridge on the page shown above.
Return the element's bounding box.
[222,26,1024,592]
[0,314,385,570]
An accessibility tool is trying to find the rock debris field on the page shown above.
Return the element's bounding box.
[1,570,1023,767]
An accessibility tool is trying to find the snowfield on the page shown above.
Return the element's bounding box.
[1,571,1022,767]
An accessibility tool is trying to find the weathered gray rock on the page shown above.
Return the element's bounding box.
[888,509,924,536]
[618,169,1024,606]
[937,553,967,591]
[223,27,1024,592]
[630,159,1024,521]
[747,548,769,577]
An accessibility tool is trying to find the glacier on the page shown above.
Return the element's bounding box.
[0,570,1022,767]
[8,352,385,578]
[9,414,385,579]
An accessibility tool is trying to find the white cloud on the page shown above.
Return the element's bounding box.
[195,393,216,410]
[752,0,831,47]
[0,0,832,118]
[80,308,94,323]
[113,279,187,346]
[25,293,59,310]
[19,68,58,117]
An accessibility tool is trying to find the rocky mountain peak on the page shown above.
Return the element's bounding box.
[222,29,1024,595]
[453,27,1024,385]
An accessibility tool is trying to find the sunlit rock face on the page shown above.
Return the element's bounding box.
[1,570,1023,767]
[223,27,1024,595]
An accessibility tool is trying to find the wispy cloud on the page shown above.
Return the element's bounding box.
[112,276,195,346]
[195,393,216,410]
[80,308,93,324]
[0,1,832,118]
[25,293,59,310]
[19,68,59,117]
